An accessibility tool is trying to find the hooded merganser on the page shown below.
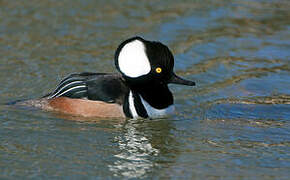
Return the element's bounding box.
[21,37,195,118]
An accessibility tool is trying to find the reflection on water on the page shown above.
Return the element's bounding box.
[108,119,179,178]
[0,0,289,179]
[109,120,159,178]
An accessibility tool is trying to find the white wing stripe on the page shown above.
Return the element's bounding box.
[52,85,86,98]
[58,77,83,89]
[49,81,84,98]
[73,90,87,95]
[51,78,83,94]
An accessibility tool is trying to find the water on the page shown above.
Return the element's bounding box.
[0,0,289,179]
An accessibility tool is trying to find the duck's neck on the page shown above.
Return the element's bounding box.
[133,83,173,109]
[123,83,174,118]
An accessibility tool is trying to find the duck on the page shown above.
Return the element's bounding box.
[19,37,195,119]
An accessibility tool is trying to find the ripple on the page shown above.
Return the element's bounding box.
[213,94,290,105]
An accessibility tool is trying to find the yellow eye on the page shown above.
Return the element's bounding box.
[155,67,162,73]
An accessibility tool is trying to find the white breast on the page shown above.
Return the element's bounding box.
[128,91,175,119]
[140,96,175,118]
[128,91,139,118]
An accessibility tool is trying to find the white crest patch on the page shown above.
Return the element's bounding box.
[118,40,151,78]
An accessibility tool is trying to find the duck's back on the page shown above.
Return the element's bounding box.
[47,72,129,105]
[17,73,129,118]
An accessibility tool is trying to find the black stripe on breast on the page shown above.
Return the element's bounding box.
[123,93,133,118]
[132,91,148,118]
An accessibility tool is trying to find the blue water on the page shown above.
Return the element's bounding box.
[0,0,289,179]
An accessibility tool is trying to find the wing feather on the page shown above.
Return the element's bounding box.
[48,74,88,99]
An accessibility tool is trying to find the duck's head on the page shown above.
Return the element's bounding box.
[114,36,195,87]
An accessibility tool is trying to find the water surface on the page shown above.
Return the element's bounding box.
[0,0,289,179]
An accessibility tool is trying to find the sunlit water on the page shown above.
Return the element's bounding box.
[0,0,289,179]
